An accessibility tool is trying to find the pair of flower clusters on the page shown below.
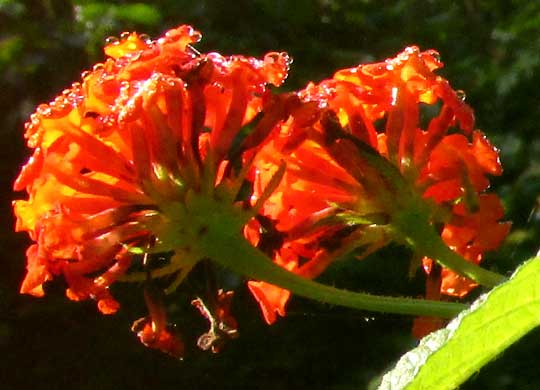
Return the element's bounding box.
[13,25,509,357]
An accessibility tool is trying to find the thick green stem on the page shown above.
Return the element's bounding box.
[393,207,506,288]
[200,226,466,319]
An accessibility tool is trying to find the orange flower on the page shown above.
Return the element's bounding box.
[13,25,291,348]
[436,193,510,296]
[132,286,184,358]
[249,46,509,322]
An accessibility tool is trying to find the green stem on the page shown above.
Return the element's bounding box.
[200,226,466,319]
[393,207,506,288]
[338,129,506,288]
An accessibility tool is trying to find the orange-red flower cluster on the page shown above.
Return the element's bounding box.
[13,25,290,355]
[14,25,509,348]
[248,46,509,324]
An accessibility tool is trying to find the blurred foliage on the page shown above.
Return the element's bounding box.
[2,1,540,389]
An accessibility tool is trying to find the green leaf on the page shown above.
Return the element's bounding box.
[378,257,540,390]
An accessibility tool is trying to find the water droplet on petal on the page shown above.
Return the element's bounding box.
[192,32,202,43]
[405,46,419,55]
[53,99,68,111]
[185,26,202,43]
[126,52,141,61]
[212,82,225,93]
[120,31,131,40]
[165,78,179,88]
[139,34,151,43]
[456,90,466,101]
[37,104,52,116]
[105,36,119,45]
[263,52,292,85]
[30,113,40,125]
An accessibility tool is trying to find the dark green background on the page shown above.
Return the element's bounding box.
[2,1,540,388]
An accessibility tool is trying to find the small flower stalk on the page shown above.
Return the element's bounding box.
[13,25,509,354]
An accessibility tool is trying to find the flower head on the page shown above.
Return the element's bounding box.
[13,25,290,350]
[249,46,509,323]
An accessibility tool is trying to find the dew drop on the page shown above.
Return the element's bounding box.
[405,46,419,55]
[456,90,466,101]
[281,51,292,66]
[92,63,105,72]
[126,52,141,61]
[105,36,119,45]
[54,100,68,111]
[30,113,40,125]
[81,70,91,79]
[212,81,225,93]
[120,31,131,40]
[139,33,151,43]
[185,25,202,42]
[192,31,202,42]
[37,104,52,116]
[165,78,179,88]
